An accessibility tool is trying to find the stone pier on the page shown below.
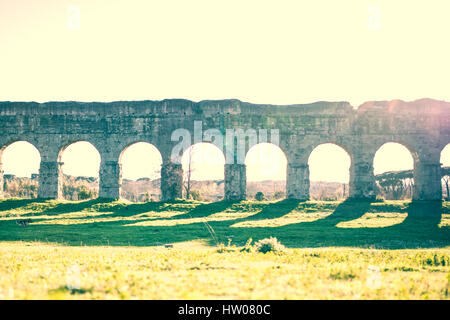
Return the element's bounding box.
[225,164,246,201]
[349,160,376,199]
[413,160,442,200]
[286,163,310,200]
[0,162,3,198]
[161,162,183,201]
[99,161,122,199]
[38,161,63,199]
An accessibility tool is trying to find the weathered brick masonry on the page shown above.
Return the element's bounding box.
[0,98,448,201]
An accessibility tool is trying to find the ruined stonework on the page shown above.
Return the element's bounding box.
[0,98,449,202]
[349,160,376,199]
[287,163,310,200]
[413,161,442,201]
[0,163,3,198]
[161,163,183,201]
[38,161,63,199]
[225,164,246,201]
[99,161,122,199]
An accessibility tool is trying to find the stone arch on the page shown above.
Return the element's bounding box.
[118,142,163,202]
[181,142,226,201]
[307,143,351,200]
[373,142,415,174]
[119,141,162,166]
[309,140,354,163]
[245,142,287,200]
[440,143,450,200]
[284,137,354,165]
[58,139,102,163]
[373,142,415,200]
[0,140,41,198]
[0,140,42,175]
[58,140,101,200]
[440,143,450,166]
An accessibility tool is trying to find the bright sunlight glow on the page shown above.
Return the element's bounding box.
[373,142,414,175]
[308,144,350,183]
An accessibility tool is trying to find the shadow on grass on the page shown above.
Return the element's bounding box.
[204,199,447,249]
[0,198,114,216]
[167,201,235,220]
[262,199,447,249]
[44,198,113,214]
[0,198,448,249]
[0,198,196,220]
[243,199,304,221]
[304,198,373,226]
[401,200,443,227]
[0,198,40,212]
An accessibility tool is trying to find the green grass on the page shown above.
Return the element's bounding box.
[0,198,449,299]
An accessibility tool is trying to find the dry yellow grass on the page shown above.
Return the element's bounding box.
[0,199,449,299]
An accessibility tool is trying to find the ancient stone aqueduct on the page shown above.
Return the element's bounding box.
[0,98,449,202]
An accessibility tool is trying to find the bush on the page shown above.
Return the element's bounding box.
[240,238,253,253]
[329,270,357,280]
[216,238,235,253]
[254,191,266,201]
[190,190,202,201]
[138,192,152,202]
[78,186,92,200]
[273,191,286,199]
[254,237,285,254]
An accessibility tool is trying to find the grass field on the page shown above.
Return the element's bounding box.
[0,198,449,299]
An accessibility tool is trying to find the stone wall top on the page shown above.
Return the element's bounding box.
[1,98,448,118]
[357,98,450,115]
[0,99,353,117]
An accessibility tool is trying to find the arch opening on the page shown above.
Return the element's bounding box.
[59,141,100,201]
[245,143,287,201]
[440,143,450,200]
[1,141,41,198]
[181,142,225,201]
[373,142,415,200]
[308,143,351,201]
[119,142,163,202]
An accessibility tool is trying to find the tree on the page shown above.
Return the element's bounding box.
[442,167,450,200]
[443,176,450,200]
[138,191,151,202]
[273,191,286,200]
[190,190,202,201]
[375,169,414,200]
[78,185,92,200]
[184,146,196,200]
[255,191,266,201]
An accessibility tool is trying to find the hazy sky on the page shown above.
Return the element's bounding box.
[1,1,450,104]
[1,1,449,181]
